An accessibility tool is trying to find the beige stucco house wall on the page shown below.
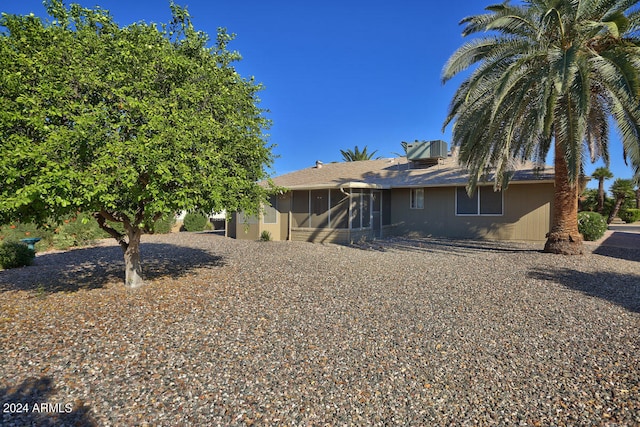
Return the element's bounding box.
[228,154,556,243]
[390,183,554,241]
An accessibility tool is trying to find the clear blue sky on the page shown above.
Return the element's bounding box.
[3,0,637,190]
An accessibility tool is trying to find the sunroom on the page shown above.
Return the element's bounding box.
[287,184,392,243]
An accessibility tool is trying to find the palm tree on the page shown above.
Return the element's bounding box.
[340,145,380,162]
[608,178,635,223]
[442,0,640,255]
[592,167,614,213]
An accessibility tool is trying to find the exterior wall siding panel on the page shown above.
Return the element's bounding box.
[390,184,553,241]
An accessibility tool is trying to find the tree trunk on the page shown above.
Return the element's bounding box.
[636,188,639,209]
[544,143,584,255]
[123,226,144,288]
[607,198,625,224]
[597,179,605,214]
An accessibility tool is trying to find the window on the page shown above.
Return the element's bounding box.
[263,195,277,224]
[410,188,424,209]
[480,188,503,215]
[456,187,503,216]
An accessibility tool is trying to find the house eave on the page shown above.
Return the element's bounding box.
[283,182,387,191]
[279,179,554,192]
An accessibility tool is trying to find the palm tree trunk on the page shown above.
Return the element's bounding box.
[597,179,605,214]
[544,143,584,254]
[607,198,625,224]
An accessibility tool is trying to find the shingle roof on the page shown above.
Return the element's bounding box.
[269,156,554,190]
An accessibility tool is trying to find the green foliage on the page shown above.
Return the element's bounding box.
[578,212,608,241]
[0,3,274,284]
[183,212,209,232]
[619,208,640,224]
[152,215,176,234]
[52,212,107,249]
[0,222,54,251]
[0,213,174,251]
[0,241,35,269]
[608,178,636,222]
[610,179,635,200]
[580,188,614,217]
[340,146,380,162]
[580,189,599,212]
[592,167,614,181]
[442,1,640,191]
[591,168,614,213]
[260,230,272,241]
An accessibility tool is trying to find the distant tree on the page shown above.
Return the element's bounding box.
[442,0,640,255]
[608,179,636,223]
[591,167,614,214]
[580,189,599,212]
[392,141,409,158]
[0,2,274,287]
[340,145,380,162]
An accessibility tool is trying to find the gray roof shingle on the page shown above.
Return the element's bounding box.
[269,156,554,190]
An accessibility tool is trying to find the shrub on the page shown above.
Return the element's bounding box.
[260,230,272,241]
[153,215,176,234]
[53,212,107,249]
[183,212,209,232]
[578,211,608,241]
[619,208,640,224]
[0,222,53,251]
[0,242,35,269]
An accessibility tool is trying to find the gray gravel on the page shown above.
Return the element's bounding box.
[1,233,638,426]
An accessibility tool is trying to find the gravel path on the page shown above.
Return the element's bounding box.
[1,233,638,426]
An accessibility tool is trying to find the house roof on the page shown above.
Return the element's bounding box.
[269,156,555,191]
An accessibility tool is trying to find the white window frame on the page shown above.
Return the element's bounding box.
[410,188,424,209]
[455,187,503,216]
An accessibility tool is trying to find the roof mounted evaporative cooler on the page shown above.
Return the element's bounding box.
[406,140,448,167]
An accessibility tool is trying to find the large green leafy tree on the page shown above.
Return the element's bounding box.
[0,1,274,287]
[443,0,640,254]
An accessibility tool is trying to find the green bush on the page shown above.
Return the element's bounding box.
[0,242,35,269]
[153,215,176,234]
[52,212,107,249]
[260,230,272,241]
[183,212,209,232]
[1,212,177,252]
[619,208,640,224]
[0,222,54,251]
[578,211,608,241]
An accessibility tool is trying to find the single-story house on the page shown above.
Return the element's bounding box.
[227,141,556,243]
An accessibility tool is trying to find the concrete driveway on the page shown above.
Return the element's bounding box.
[587,223,640,250]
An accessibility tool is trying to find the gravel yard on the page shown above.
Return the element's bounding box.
[1,232,638,426]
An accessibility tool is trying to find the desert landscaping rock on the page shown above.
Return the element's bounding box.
[0,233,638,426]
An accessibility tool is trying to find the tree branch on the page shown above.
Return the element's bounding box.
[93,210,128,251]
